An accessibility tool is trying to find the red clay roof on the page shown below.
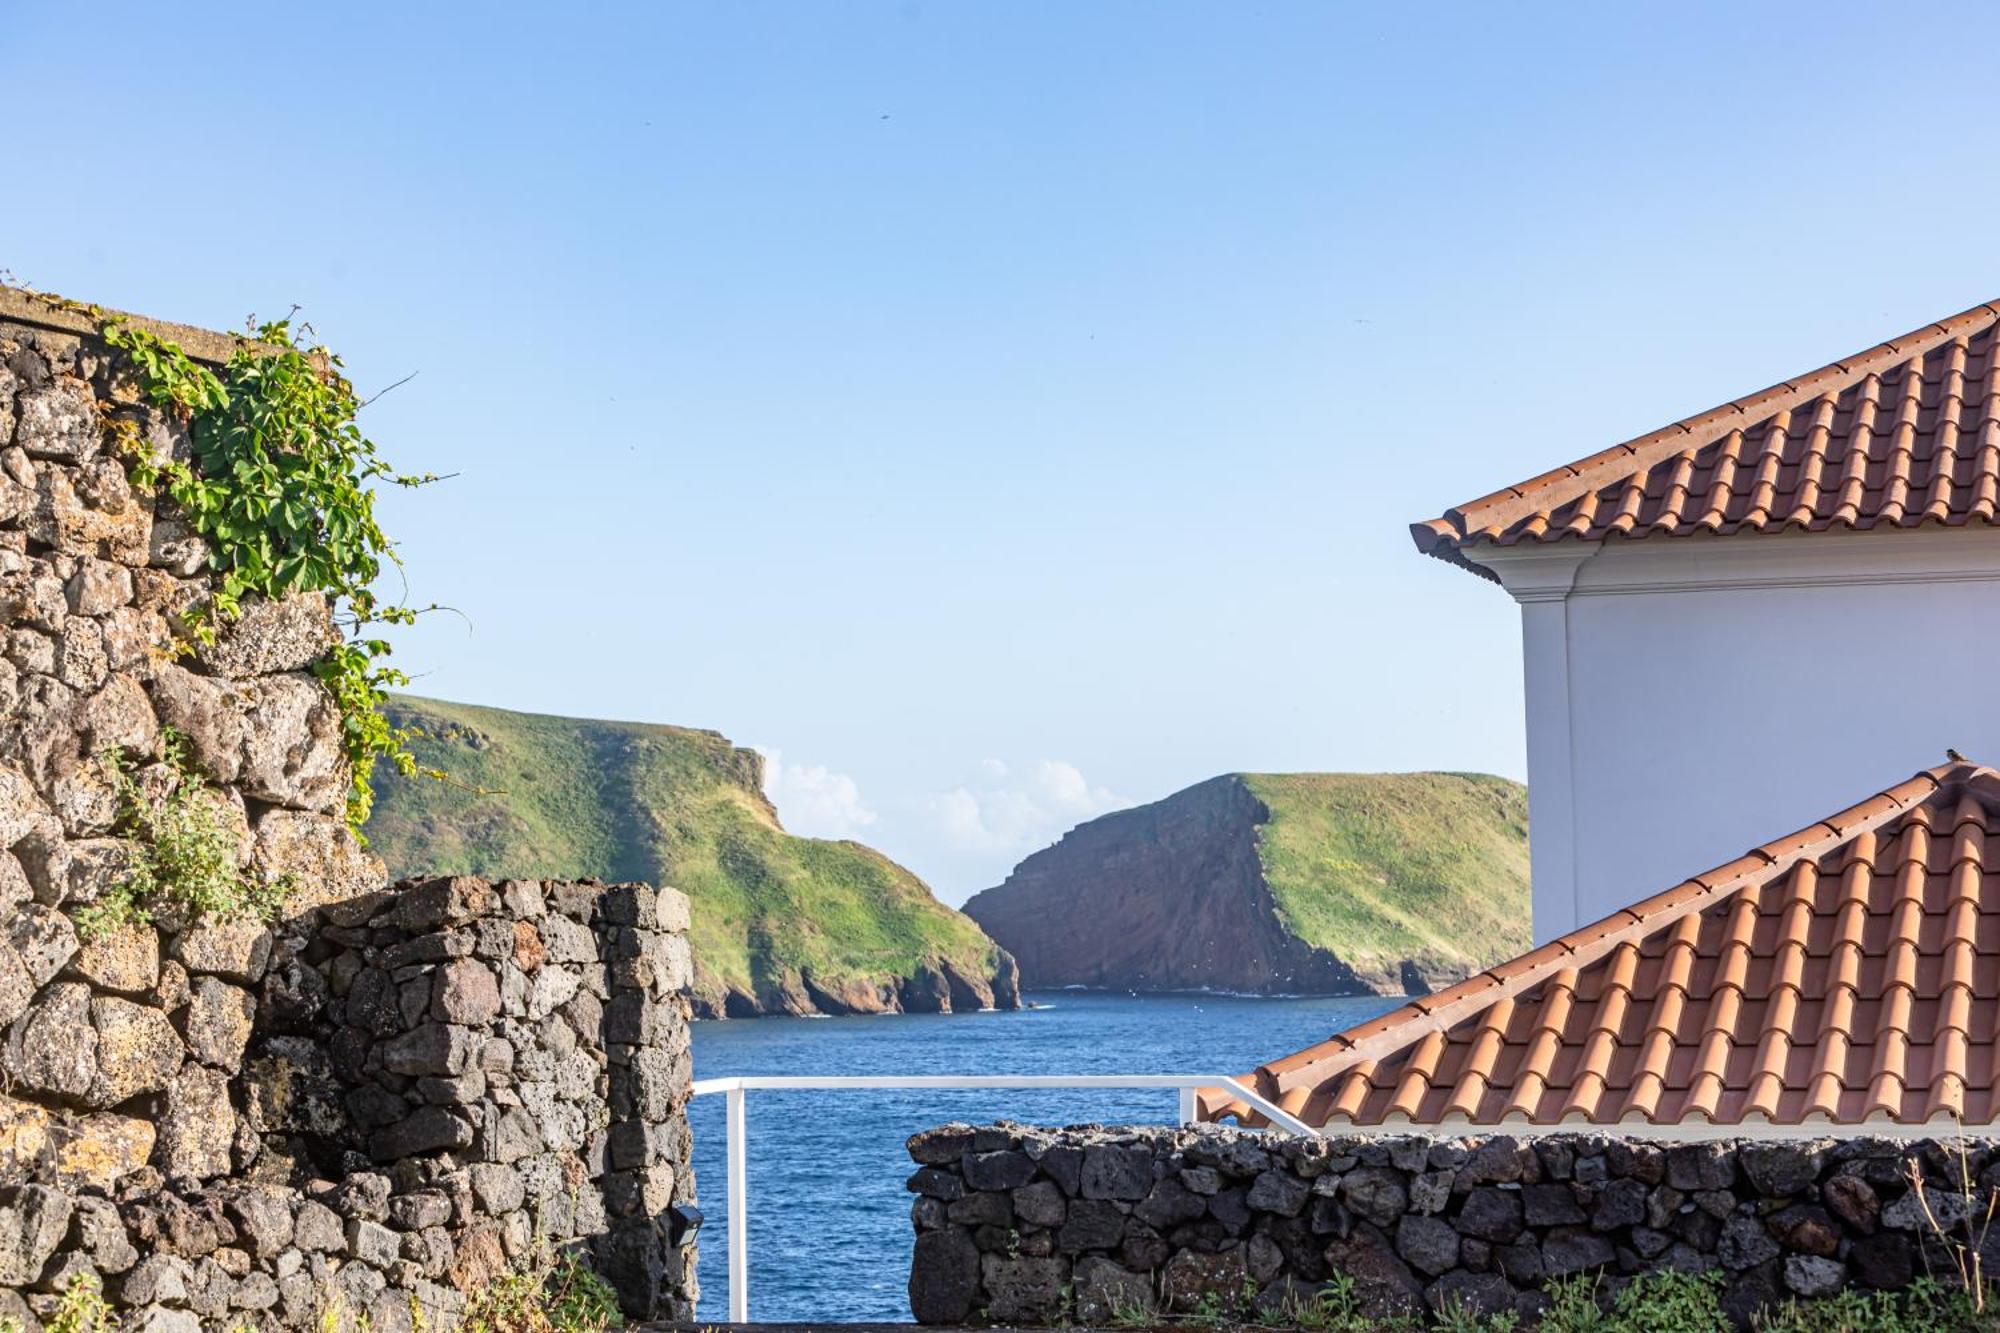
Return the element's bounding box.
[1414,301,2000,578]
[1208,760,2000,1131]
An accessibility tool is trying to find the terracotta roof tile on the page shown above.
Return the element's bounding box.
[1208,761,2000,1130]
[1414,302,2000,577]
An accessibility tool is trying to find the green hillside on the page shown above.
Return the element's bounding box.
[965,771,1529,995]
[363,696,1016,1017]
[1242,772,1531,978]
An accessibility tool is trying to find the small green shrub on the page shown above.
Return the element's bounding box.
[75,727,288,937]
[1754,1287,1908,1333]
[1755,1277,1991,1332]
[1618,1269,1727,1333]
[1078,1267,2000,1333]
[1107,1295,1157,1328]
[1532,1271,1727,1333]
[458,1249,623,1333]
[1261,1274,1415,1333]
[51,1277,118,1333]
[1189,1290,1233,1325]
[1434,1295,1517,1333]
[0,1273,121,1333]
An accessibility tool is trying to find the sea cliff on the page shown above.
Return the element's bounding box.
[963,772,1528,996]
[365,696,1019,1017]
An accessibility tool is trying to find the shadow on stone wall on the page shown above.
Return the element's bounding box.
[908,1122,1986,1329]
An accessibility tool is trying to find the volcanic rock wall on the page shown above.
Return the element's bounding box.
[908,1123,1987,1328]
[0,295,697,1329]
[0,875,699,1331]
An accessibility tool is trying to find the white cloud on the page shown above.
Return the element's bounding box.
[756,747,878,840]
[929,758,1131,857]
[746,749,1132,904]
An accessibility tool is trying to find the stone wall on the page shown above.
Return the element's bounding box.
[0,296,698,1329]
[907,1123,1993,1327]
[1,875,699,1330]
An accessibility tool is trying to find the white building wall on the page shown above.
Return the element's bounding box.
[1479,527,2000,942]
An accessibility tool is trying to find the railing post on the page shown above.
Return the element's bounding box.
[688,1072,1311,1321]
[727,1083,748,1322]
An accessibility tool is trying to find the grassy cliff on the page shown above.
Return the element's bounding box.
[363,696,1017,1017]
[1242,772,1530,982]
[964,772,1529,995]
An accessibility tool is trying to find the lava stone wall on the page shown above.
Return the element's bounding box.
[3,872,699,1333]
[0,297,381,1209]
[0,297,699,1330]
[908,1123,1996,1328]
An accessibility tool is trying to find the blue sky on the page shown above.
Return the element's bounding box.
[11,2,2000,902]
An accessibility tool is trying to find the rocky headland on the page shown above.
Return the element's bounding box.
[364,696,1020,1018]
[963,772,1528,996]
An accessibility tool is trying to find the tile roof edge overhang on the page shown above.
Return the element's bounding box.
[0,284,250,367]
[1225,760,1997,1131]
[1212,1115,2000,1144]
[1410,299,2000,580]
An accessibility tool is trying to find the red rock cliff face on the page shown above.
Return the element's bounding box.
[962,776,1437,996]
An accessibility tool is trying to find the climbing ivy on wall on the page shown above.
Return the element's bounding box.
[94,311,438,831]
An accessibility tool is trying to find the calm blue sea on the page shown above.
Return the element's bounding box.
[686,990,1400,1322]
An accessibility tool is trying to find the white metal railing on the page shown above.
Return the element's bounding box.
[686,1073,1316,1322]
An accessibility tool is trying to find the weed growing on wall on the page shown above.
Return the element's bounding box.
[1904,1137,2000,1310]
[0,1273,118,1333]
[96,313,439,831]
[75,728,288,937]
[1122,1269,2000,1333]
[453,1248,624,1333]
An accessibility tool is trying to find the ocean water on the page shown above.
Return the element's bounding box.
[686,990,1400,1322]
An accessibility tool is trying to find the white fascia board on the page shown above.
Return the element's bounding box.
[1465,525,2000,604]
[1574,525,2000,597]
[1468,544,1598,603]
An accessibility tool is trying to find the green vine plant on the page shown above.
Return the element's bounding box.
[75,728,290,938]
[93,311,444,832]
